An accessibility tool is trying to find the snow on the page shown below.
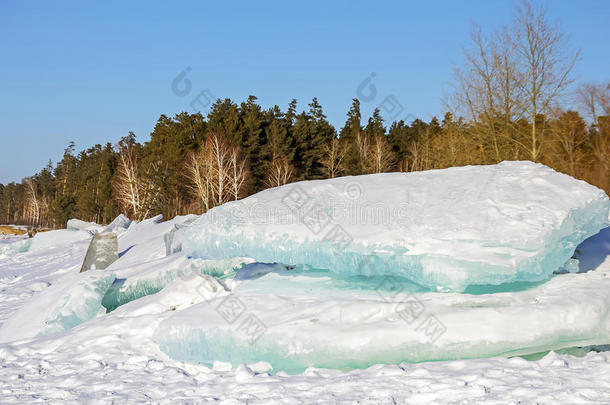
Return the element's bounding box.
[1,164,610,402]
[26,228,92,254]
[183,161,610,291]
[66,218,104,233]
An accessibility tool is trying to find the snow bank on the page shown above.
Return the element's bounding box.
[0,229,92,260]
[66,218,103,233]
[1,202,610,401]
[184,161,610,291]
[0,270,115,342]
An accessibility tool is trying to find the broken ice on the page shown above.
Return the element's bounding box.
[183,162,610,291]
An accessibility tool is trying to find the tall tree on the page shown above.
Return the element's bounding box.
[238,96,268,191]
[451,0,579,162]
[513,1,580,161]
[113,133,159,220]
[339,99,365,174]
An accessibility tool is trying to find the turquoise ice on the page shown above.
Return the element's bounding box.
[183,162,610,291]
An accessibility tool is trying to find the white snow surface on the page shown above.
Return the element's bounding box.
[66,218,104,233]
[183,161,610,291]
[0,207,609,400]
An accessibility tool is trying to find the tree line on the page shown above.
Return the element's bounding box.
[1,1,608,228]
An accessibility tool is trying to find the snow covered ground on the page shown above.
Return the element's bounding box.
[1,163,610,403]
[0,222,608,403]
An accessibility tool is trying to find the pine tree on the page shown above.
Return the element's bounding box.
[339,99,364,174]
[238,96,268,191]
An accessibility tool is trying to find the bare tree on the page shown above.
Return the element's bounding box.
[113,136,159,220]
[321,137,347,178]
[368,135,395,173]
[185,150,213,212]
[495,27,526,148]
[24,178,40,226]
[402,140,425,172]
[513,0,580,161]
[266,157,294,188]
[450,25,525,162]
[113,139,141,219]
[450,0,579,162]
[548,109,587,176]
[455,26,501,160]
[228,146,249,200]
[185,132,250,212]
[578,82,610,124]
[578,83,610,190]
[354,131,370,173]
[207,133,231,205]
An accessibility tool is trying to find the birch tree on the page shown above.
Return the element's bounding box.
[320,137,347,178]
[113,136,141,218]
[113,134,159,220]
[368,135,395,173]
[266,157,294,188]
[185,132,250,211]
[24,178,40,225]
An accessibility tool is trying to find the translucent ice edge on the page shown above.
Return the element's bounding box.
[157,328,610,375]
[102,257,251,312]
[154,265,610,373]
[0,238,31,258]
[183,198,609,292]
[0,271,116,343]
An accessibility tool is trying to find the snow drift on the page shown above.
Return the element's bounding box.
[1,161,609,381]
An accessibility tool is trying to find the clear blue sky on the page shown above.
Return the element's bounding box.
[1,0,608,184]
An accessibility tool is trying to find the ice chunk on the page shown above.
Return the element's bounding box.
[0,271,115,343]
[102,214,132,233]
[229,269,426,297]
[0,237,31,258]
[29,229,92,253]
[110,272,229,316]
[163,215,198,256]
[80,233,119,272]
[0,229,93,259]
[183,161,610,291]
[101,255,253,312]
[110,214,195,268]
[133,214,163,226]
[154,263,610,373]
[554,258,580,274]
[234,262,296,281]
[66,218,104,233]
